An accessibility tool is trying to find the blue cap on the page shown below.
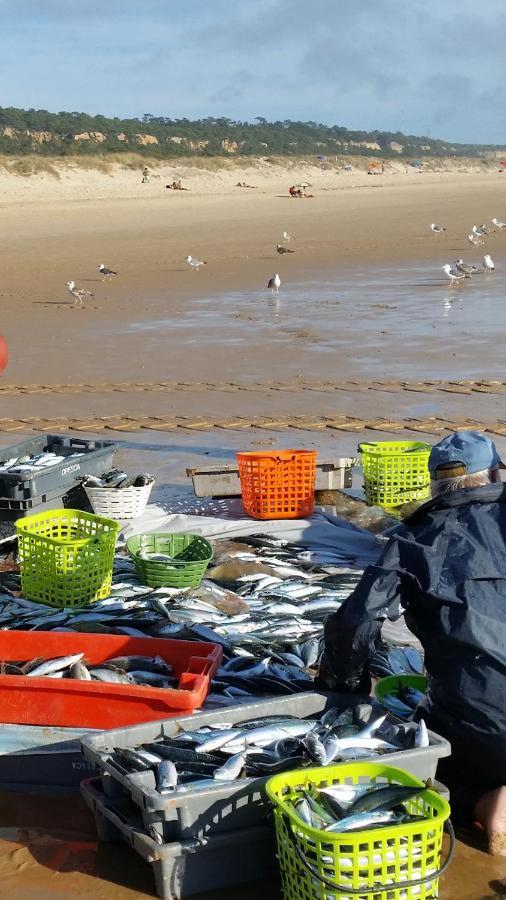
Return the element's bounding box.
[429,430,502,477]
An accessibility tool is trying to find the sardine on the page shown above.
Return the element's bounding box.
[27,653,85,677]
[156,759,178,793]
[213,751,248,781]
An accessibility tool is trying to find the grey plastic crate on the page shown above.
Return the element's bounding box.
[81,776,278,900]
[81,692,451,843]
[0,723,97,794]
[0,435,116,499]
[0,481,91,540]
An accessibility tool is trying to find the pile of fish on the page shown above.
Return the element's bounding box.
[0,534,426,707]
[83,470,154,490]
[0,534,366,701]
[369,646,424,680]
[107,703,430,794]
[0,652,175,687]
[289,780,429,833]
[0,450,84,475]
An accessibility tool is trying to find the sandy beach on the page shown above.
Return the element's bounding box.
[1,157,505,423]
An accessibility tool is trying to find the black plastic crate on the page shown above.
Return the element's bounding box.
[0,435,116,499]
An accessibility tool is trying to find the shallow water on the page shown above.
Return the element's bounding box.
[127,257,506,381]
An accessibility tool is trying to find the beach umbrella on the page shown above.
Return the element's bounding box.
[294,182,311,188]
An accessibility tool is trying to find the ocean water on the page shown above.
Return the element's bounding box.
[128,257,506,381]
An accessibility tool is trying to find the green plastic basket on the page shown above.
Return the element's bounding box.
[359,441,431,509]
[126,532,213,588]
[16,508,119,608]
[266,762,452,900]
[375,674,429,703]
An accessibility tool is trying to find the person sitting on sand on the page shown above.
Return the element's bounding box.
[318,430,506,856]
[141,167,150,183]
[289,185,303,198]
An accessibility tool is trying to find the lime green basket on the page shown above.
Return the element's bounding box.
[359,441,431,509]
[126,532,213,588]
[375,674,429,704]
[16,508,119,608]
[266,762,453,900]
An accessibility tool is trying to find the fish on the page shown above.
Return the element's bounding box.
[156,760,178,793]
[89,667,134,685]
[70,661,92,680]
[25,653,85,677]
[345,784,424,815]
[302,731,327,765]
[213,751,248,781]
[325,810,403,832]
[414,720,430,748]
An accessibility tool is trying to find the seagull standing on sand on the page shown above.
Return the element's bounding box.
[468,233,484,246]
[268,274,281,294]
[185,255,207,270]
[282,231,294,242]
[492,218,506,228]
[442,264,466,285]
[66,281,94,307]
[276,244,294,255]
[472,224,488,237]
[98,264,118,280]
[483,254,495,271]
[431,223,446,233]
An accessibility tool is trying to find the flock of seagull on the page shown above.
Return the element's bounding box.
[431,219,500,286]
[67,218,500,306]
[65,232,294,306]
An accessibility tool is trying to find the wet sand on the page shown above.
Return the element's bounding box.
[0,791,504,900]
[1,171,505,411]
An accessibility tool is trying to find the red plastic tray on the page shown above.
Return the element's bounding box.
[0,632,222,728]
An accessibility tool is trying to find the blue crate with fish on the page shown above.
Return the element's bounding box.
[0,434,116,500]
[81,775,279,900]
[80,692,450,844]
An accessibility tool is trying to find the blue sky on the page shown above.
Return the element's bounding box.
[1,0,505,143]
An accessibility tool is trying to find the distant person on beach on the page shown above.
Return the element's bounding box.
[166,180,189,190]
[141,167,150,183]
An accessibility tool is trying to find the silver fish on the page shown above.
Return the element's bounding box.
[27,653,85,677]
[213,751,248,781]
[156,759,178,793]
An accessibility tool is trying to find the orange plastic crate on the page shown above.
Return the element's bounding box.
[0,632,222,728]
[237,450,317,519]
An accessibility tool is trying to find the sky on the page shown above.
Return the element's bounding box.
[1,0,506,144]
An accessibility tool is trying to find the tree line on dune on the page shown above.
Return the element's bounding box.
[0,107,501,160]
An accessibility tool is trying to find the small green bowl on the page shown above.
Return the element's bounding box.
[375,673,428,703]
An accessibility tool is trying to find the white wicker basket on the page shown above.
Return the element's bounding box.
[84,480,154,520]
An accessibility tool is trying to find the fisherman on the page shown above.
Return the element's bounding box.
[318,431,506,855]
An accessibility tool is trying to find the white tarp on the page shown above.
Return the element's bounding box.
[119,497,383,569]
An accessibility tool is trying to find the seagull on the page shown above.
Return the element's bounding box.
[442,264,466,285]
[66,281,94,307]
[455,258,481,275]
[472,224,488,237]
[98,263,118,280]
[276,244,294,255]
[467,233,484,246]
[282,231,294,242]
[185,255,207,270]
[431,223,446,233]
[492,218,506,228]
[268,273,281,294]
[483,254,495,271]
